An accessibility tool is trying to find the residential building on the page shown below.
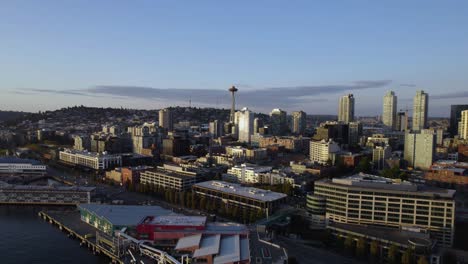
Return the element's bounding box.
[459,110,468,139]
[338,94,355,123]
[121,166,153,185]
[269,108,288,136]
[162,136,190,157]
[0,157,46,176]
[348,121,362,146]
[450,105,468,136]
[209,120,224,139]
[412,90,429,131]
[314,173,456,247]
[159,108,173,131]
[258,135,310,152]
[372,144,392,170]
[310,139,340,165]
[73,135,91,151]
[224,164,273,184]
[291,111,307,135]
[253,118,263,135]
[396,111,409,131]
[383,91,397,130]
[235,107,254,143]
[128,122,158,155]
[59,148,122,170]
[404,129,436,170]
[192,181,287,215]
[140,164,200,191]
[425,160,468,190]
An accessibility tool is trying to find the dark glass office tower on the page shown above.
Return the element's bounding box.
[450,105,468,136]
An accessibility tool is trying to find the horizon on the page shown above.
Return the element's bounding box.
[1,1,468,116]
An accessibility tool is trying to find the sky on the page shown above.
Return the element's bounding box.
[1,1,468,117]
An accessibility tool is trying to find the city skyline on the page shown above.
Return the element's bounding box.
[1,1,468,116]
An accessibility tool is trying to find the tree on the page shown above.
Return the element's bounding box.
[344,235,355,255]
[387,244,400,264]
[356,237,367,258]
[356,157,372,173]
[401,248,414,264]
[287,257,298,264]
[417,256,428,264]
[199,197,207,211]
[370,240,380,262]
[256,209,264,220]
[249,210,257,223]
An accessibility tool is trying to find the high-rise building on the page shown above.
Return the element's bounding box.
[128,123,158,155]
[372,144,392,170]
[412,90,428,131]
[404,129,436,170]
[291,111,307,135]
[449,105,468,136]
[310,139,340,165]
[382,91,397,130]
[459,110,468,139]
[348,121,362,146]
[270,108,288,136]
[209,120,223,139]
[235,107,254,143]
[338,94,355,123]
[396,111,408,131]
[253,118,263,134]
[158,108,173,131]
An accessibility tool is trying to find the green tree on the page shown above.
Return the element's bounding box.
[356,237,367,258]
[388,244,400,264]
[199,197,207,211]
[242,208,249,223]
[401,248,414,264]
[356,157,372,173]
[249,210,256,223]
[416,256,428,264]
[344,235,355,255]
[256,209,264,220]
[185,192,192,208]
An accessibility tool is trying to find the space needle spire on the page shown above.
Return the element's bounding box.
[229,85,238,123]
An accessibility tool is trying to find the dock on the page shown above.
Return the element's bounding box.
[38,210,124,264]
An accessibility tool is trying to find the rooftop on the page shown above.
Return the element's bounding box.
[0,157,43,165]
[321,173,456,198]
[194,181,287,202]
[0,181,95,192]
[60,148,122,158]
[79,204,175,227]
[144,216,206,226]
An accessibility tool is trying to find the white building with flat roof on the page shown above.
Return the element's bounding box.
[0,157,46,176]
[59,149,122,170]
[224,164,272,184]
[310,139,340,165]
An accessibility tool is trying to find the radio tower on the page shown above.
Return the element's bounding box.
[229,85,238,123]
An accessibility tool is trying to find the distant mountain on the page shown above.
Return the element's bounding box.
[0,111,28,122]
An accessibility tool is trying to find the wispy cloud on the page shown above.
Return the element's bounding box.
[19,80,392,109]
[399,83,416,87]
[431,91,468,100]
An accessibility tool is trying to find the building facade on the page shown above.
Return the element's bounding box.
[159,108,174,131]
[291,111,307,135]
[396,111,409,132]
[0,157,46,176]
[310,139,340,165]
[269,108,288,136]
[459,110,468,139]
[450,105,468,136]
[338,94,355,123]
[235,108,254,143]
[404,129,436,170]
[383,91,397,130]
[412,90,429,131]
[192,181,287,215]
[140,164,199,191]
[314,174,455,247]
[59,149,122,170]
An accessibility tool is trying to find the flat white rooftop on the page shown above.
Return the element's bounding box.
[194,181,287,202]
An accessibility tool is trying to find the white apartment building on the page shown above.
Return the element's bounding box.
[404,129,436,170]
[310,139,340,165]
[59,149,122,170]
[0,157,47,176]
[382,91,397,130]
[235,107,254,143]
[224,164,272,184]
[459,110,468,139]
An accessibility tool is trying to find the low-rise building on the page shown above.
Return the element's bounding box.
[0,181,94,205]
[224,164,272,184]
[309,139,340,165]
[314,173,456,247]
[59,149,122,170]
[425,160,468,190]
[192,181,287,215]
[140,164,200,191]
[0,157,47,176]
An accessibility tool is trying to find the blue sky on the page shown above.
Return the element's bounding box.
[1,1,467,116]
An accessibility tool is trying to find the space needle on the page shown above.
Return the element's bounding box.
[228,85,238,123]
